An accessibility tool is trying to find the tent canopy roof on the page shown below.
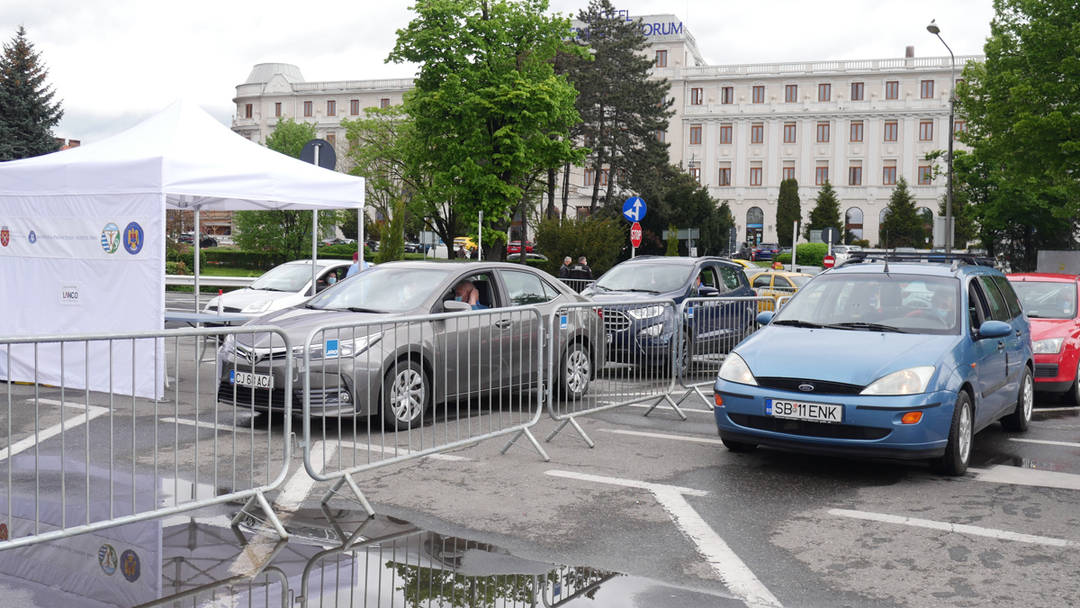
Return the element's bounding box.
[0,100,364,211]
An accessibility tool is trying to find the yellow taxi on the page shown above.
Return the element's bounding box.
[729,258,754,269]
[453,236,478,254]
[749,270,813,311]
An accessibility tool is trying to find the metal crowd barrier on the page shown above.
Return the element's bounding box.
[0,326,293,550]
[300,307,546,515]
[138,565,290,608]
[546,299,685,447]
[558,278,595,293]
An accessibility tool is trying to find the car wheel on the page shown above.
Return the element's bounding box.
[560,341,592,401]
[721,436,758,453]
[381,360,429,431]
[936,391,973,476]
[1001,367,1033,432]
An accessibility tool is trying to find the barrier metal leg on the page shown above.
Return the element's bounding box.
[544,416,595,448]
[230,490,289,542]
[675,385,713,409]
[642,394,687,420]
[501,427,550,462]
[320,473,376,518]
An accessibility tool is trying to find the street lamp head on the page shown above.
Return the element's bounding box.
[926,19,940,35]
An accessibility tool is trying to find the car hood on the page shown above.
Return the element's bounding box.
[1028,317,1079,343]
[206,288,306,314]
[736,326,957,386]
[583,289,678,303]
[239,306,406,350]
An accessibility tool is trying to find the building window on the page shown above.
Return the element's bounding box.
[851,82,864,101]
[274,102,282,117]
[380,98,390,109]
[721,86,734,104]
[919,120,934,141]
[850,120,864,142]
[884,120,898,142]
[303,101,313,117]
[885,81,900,100]
[689,124,702,145]
[849,165,862,186]
[818,83,831,102]
[691,87,703,105]
[816,121,830,143]
[326,100,336,116]
[921,80,934,99]
[749,166,762,186]
[883,165,897,185]
[815,165,829,186]
[846,207,864,240]
[326,132,335,146]
[350,99,360,115]
[719,124,732,144]
[783,122,796,143]
[752,85,765,103]
[655,50,667,67]
[599,168,609,186]
[782,166,795,181]
[244,104,253,119]
[954,120,966,138]
[655,129,666,142]
[690,166,701,183]
[785,84,798,103]
[918,165,933,185]
[751,123,764,144]
[718,167,731,186]
[584,168,594,187]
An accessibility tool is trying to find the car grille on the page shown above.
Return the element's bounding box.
[1035,364,1059,378]
[755,377,865,395]
[729,413,889,440]
[218,384,289,410]
[603,309,632,333]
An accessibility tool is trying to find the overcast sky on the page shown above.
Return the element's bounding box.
[2,0,995,144]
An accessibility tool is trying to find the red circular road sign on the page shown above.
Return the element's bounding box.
[823,254,836,269]
[630,222,642,248]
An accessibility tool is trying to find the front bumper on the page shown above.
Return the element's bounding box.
[1033,352,1078,393]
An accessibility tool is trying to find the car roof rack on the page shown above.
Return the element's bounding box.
[842,251,997,267]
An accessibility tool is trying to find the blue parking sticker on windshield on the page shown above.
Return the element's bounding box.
[686,305,694,318]
[559,314,568,330]
[325,339,339,358]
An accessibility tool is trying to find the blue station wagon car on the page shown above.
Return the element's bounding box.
[713,253,1034,475]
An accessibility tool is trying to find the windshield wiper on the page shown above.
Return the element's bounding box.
[253,286,289,292]
[591,284,611,291]
[619,288,661,294]
[346,307,385,314]
[771,319,824,328]
[1024,313,1047,318]
[824,322,909,333]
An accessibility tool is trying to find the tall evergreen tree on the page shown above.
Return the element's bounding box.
[776,179,801,245]
[0,26,63,161]
[879,178,925,248]
[804,181,842,240]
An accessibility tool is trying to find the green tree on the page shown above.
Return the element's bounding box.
[376,198,407,263]
[628,163,729,256]
[665,224,679,255]
[533,216,623,275]
[879,178,925,248]
[233,118,336,260]
[388,0,587,261]
[804,181,842,240]
[700,201,736,256]
[0,26,63,160]
[776,179,801,245]
[925,150,977,248]
[955,0,1080,268]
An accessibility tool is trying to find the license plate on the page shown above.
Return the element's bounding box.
[230,369,274,389]
[765,399,841,423]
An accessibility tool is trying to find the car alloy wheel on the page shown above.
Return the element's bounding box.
[937,391,973,476]
[562,344,591,400]
[382,361,428,430]
[1002,367,1033,432]
[957,400,972,465]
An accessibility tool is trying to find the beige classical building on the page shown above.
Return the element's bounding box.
[232,13,979,247]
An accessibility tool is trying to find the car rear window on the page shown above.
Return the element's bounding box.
[1010,280,1077,319]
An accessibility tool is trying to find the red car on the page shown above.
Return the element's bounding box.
[1007,273,1080,402]
[506,240,534,254]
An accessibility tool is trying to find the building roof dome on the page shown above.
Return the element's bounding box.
[244,63,305,84]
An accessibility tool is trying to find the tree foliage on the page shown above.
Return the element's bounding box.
[0,26,63,160]
[879,178,925,248]
[804,181,842,240]
[375,198,407,263]
[533,216,623,275]
[776,179,801,245]
[388,0,587,260]
[629,163,731,256]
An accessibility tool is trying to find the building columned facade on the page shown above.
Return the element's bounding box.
[232,14,980,247]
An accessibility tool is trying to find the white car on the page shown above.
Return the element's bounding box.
[204,259,354,317]
[831,244,863,266]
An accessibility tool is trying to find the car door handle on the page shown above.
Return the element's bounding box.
[494,320,512,329]
[997,341,1005,351]
[1015,330,1022,338]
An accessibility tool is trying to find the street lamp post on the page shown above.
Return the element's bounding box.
[927,19,955,253]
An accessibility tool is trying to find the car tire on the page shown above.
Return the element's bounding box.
[381,360,429,431]
[936,391,973,476]
[721,436,758,453]
[559,341,592,401]
[1001,367,1033,432]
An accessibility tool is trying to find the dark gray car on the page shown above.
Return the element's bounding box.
[216,261,601,429]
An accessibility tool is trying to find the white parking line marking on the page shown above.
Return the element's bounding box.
[274,441,332,512]
[1008,437,1080,449]
[970,464,1080,491]
[337,440,470,462]
[597,428,725,446]
[829,508,1076,548]
[0,400,109,462]
[547,470,781,608]
[161,417,265,434]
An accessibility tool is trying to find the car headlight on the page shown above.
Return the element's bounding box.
[220,334,236,355]
[639,324,664,337]
[860,366,936,396]
[294,334,381,360]
[718,353,757,386]
[1033,338,1064,354]
[627,305,665,320]
[242,300,274,314]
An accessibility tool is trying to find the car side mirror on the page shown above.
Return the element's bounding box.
[698,286,720,297]
[443,300,471,313]
[756,311,775,325]
[976,319,1011,339]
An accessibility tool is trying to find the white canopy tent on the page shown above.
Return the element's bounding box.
[0,100,365,398]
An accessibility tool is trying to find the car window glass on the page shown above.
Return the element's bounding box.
[540,278,563,300]
[594,263,693,293]
[307,267,448,312]
[1010,279,1077,319]
[968,282,988,331]
[698,268,717,289]
[991,275,1022,318]
[503,271,551,306]
[752,274,772,288]
[250,263,318,293]
[977,276,1010,321]
[718,266,743,291]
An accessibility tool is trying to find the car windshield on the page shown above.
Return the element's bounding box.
[1011,280,1077,319]
[774,273,961,334]
[594,263,693,293]
[249,263,320,292]
[307,267,448,313]
[789,275,811,287]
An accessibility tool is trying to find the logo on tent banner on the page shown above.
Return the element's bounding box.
[120,549,140,582]
[100,223,120,254]
[123,222,143,255]
[98,544,117,575]
[0,226,9,247]
[27,230,36,244]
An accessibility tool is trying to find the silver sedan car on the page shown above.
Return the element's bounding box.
[217,261,601,429]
